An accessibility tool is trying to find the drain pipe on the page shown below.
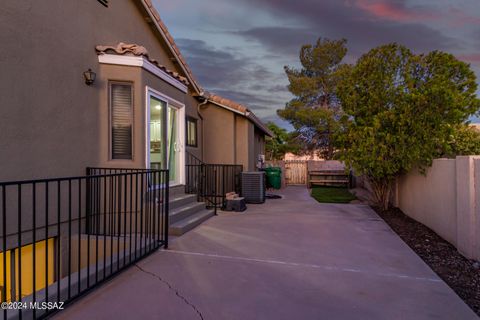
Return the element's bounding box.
[197,94,208,162]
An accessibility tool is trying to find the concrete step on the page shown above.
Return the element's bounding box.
[169,209,215,236]
[169,202,206,224]
[169,193,198,210]
[170,185,187,198]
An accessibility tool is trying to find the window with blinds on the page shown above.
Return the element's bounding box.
[110,83,133,160]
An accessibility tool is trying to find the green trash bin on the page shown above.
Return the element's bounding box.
[264,167,282,189]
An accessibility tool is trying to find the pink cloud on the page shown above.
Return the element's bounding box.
[353,0,480,30]
[448,8,480,27]
[458,54,480,65]
[353,0,432,22]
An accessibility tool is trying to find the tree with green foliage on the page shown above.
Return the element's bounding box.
[278,38,351,160]
[337,43,480,210]
[443,125,480,157]
[265,122,300,160]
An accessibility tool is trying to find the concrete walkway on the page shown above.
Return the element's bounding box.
[55,186,478,320]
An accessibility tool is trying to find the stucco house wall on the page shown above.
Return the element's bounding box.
[201,103,235,164]
[184,94,203,161]
[0,1,273,303]
[235,115,251,170]
[0,0,198,181]
[253,127,266,169]
[1,0,271,186]
[201,103,268,171]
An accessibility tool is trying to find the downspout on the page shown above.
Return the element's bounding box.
[197,95,208,162]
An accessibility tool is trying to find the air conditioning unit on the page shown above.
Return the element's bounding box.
[241,172,266,204]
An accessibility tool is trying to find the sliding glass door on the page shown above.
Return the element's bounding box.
[167,106,179,183]
[149,97,166,171]
[148,94,181,184]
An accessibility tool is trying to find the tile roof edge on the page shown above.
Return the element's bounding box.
[246,111,274,137]
[95,43,189,85]
[204,92,273,137]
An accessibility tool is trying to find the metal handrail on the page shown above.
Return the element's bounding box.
[0,168,169,319]
[0,169,162,187]
[185,151,242,213]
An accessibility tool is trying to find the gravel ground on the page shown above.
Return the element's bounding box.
[375,207,480,316]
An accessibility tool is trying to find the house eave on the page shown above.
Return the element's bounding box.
[206,99,274,137]
[246,112,274,137]
[98,54,188,93]
[207,100,247,116]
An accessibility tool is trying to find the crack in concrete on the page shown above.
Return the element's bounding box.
[164,250,442,283]
[135,264,205,320]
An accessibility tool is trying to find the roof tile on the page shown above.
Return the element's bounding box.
[95,43,189,85]
[205,92,273,137]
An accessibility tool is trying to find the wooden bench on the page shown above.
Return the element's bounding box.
[308,170,350,188]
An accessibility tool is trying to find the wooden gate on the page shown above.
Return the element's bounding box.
[284,160,307,185]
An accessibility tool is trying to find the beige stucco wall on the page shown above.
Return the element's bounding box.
[247,122,255,170]
[396,159,457,245]
[0,0,198,181]
[184,94,202,161]
[474,158,480,261]
[95,64,188,170]
[235,115,250,170]
[395,156,480,260]
[201,103,267,171]
[201,103,235,164]
[253,127,266,168]
[97,65,145,169]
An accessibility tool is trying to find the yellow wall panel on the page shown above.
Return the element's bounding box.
[0,238,55,301]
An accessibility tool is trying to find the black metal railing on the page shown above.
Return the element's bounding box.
[185,152,242,213]
[185,152,204,195]
[0,168,169,319]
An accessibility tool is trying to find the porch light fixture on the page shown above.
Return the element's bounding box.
[83,69,96,85]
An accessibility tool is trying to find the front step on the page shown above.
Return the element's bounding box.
[169,209,215,236]
[169,194,199,210]
[170,202,206,224]
[168,191,214,236]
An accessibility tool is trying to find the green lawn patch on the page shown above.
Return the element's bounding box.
[311,186,357,203]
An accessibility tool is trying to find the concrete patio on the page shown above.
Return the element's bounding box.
[55,186,478,320]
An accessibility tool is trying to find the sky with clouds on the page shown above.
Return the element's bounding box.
[153,0,480,129]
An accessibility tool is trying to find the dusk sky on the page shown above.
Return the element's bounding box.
[153,0,480,129]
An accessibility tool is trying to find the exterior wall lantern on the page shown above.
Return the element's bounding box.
[83,69,96,85]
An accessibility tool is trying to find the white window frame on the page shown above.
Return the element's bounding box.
[145,86,185,186]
